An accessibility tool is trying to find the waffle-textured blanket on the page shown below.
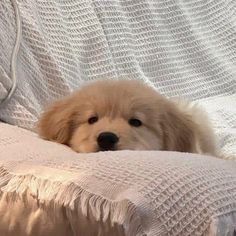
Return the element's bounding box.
[0,122,236,236]
[0,0,235,156]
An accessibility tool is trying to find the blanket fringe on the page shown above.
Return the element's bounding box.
[0,166,145,236]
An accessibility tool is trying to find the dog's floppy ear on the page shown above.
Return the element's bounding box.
[37,97,76,145]
[160,105,198,153]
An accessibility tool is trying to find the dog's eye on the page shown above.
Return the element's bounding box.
[88,116,98,124]
[129,118,142,127]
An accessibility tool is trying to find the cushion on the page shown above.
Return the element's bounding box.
[0,0,236,157]
[0,122,236,236]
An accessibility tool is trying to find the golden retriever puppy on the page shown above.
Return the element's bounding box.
[38,79,217,155]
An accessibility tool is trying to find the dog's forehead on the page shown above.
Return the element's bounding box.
[82,95,157,120]
[77,80,163,117]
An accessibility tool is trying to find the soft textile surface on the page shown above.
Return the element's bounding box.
[0,122,236,236]
[0,0,236,157]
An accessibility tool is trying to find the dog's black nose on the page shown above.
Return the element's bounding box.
[97,132,119,151]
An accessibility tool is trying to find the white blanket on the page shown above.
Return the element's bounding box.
[0,122,236,236]
[0,0,235,156]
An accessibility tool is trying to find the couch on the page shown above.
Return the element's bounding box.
[0,0,236,235]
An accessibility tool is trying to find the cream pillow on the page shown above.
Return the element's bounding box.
[0,123,236,236]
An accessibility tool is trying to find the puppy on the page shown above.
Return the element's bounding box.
[38,79,217,155]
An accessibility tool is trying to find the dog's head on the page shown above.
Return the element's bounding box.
[38,80,197,153]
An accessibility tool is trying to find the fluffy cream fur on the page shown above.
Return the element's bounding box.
[38,79,217,155]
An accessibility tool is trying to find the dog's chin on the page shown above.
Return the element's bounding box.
[74,145,125,153]
[94,145,151,153]
[73,144,116,153]
[96,144,118,152]
[73,142,154,153]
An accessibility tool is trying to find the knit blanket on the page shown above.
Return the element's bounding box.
[0,0,236,157]
[0,122,236,236]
